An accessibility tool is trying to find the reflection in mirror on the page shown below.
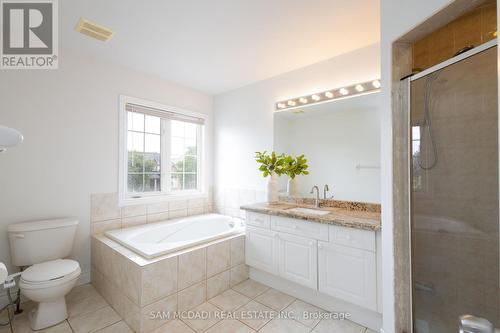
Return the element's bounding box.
[274,92,381,203]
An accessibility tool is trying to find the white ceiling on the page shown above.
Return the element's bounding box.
[61,0,380,95]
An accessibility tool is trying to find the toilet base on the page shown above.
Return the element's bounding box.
[28,298,67,331]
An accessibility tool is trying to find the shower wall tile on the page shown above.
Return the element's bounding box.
[412,2,497,71]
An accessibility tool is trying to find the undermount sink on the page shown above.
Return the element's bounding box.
[287,207,330,216]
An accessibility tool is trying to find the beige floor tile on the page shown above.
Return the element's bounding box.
[231,279,269,299]
[284,300,326,328]
[67,284,100,303]
[94,321,133,333]
[67,292,108,318]
[259,318,310,333]
[181,302,222,333]
[0,308,11,333]
[150,320,195,333]
[68,306,121,333]
[11,316,72,333]
[208,290,250,312]
[313,318,366,333]
[234,300,276,331]
[204,319,255,333]
[254,289,295,311]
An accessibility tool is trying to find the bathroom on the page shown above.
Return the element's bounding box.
[0,0,499,333]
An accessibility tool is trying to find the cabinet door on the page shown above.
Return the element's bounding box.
[278,233,318,289]
[245,226,279,275]
[318,242,376,310]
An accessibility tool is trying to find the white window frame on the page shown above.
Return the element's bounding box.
[118,95,207,206]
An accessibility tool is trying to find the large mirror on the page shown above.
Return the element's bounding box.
[274,92,381,203]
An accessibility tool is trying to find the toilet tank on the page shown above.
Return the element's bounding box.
[8,218,79,267]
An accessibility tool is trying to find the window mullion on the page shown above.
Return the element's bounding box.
[162,119,171,194]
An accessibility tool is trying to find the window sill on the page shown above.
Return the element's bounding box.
[119,191,207,207]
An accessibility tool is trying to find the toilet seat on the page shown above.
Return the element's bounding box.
[21,259,81,289]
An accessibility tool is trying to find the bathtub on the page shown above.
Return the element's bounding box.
[105,213,245,259]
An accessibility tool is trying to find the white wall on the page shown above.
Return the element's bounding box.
[214,43,381,204]
[0,48,213,287]
[379,1,453,332]
[274,95,381,203]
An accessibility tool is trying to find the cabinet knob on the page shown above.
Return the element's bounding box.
[318,243,323,249]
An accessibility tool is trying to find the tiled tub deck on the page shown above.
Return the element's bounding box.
[91,233,248,333]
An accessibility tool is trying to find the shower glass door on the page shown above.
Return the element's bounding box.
[410,46,499,333]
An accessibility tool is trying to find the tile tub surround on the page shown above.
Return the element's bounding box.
[90,192,215,235]
[91,233,248,333]
[241,202,381,231]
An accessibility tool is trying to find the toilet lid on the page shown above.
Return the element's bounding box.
[22,259,80,283]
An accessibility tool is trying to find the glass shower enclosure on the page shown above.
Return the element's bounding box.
[410,43,499,332]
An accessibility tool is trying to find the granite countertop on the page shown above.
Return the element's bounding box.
[240,202,381,231]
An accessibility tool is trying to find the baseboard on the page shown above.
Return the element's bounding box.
[249,268,382,331]
[0,269,91,308]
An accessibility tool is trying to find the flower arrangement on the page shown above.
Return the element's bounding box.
[255,151,286,177]
[282,154,309,179]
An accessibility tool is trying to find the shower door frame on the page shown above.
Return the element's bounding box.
[405,38,498,332]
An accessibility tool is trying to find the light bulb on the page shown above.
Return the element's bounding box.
[299,97,308,104]
[339,88,349,96]
[355,84,364,92]
[311,94,320,101]
[372,80,381,88]
[277,103,286,109]
[287,100,296,106]
[324,91,334,98]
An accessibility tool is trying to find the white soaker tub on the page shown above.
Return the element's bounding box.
[105,214,245,259]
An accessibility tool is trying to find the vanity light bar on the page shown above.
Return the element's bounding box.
[275,79,381,111]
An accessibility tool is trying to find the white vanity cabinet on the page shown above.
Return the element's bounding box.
[245,226,279,275]
[245,210,380,313]
[318,241,377,310]
[278,232,318,289]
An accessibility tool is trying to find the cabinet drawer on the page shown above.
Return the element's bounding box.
[329,225,375,252]
[246,212,271,229]
[271,216,328,241]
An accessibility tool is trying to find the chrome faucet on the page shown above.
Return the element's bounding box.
[323,184,330,199]
[310,185,320,208]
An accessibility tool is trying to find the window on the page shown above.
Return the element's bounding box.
[119,96,206,205]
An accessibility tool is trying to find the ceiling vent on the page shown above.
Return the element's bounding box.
[75,18,114,42]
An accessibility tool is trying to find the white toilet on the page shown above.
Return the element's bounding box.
[8,218,81,330]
